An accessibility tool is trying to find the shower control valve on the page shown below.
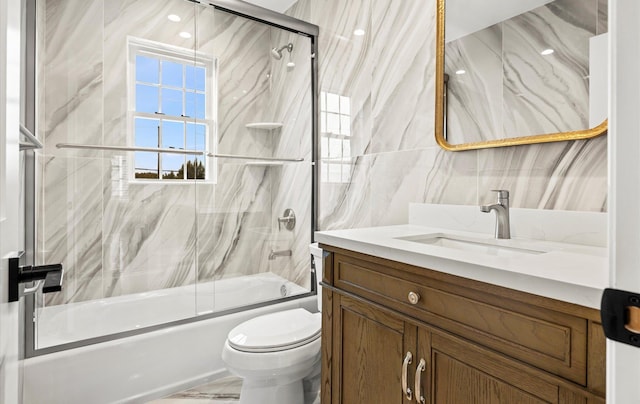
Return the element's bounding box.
[277,208,296,231]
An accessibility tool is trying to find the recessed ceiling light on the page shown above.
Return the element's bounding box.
[179,31,192,39]
[541,48,554,56]
[167,14,181,22]
[353,29,365,36]
[455,69,466,75]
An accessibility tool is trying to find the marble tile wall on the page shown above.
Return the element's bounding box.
[267,26,314,287]
[282,0,608,231]
[37,0,314,306]
[37,0,607,306]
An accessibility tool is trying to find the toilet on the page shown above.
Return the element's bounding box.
[221,243,324,404]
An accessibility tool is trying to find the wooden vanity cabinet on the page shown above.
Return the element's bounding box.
[320,245,606,404]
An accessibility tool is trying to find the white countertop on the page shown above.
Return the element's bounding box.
[315,224,608,309]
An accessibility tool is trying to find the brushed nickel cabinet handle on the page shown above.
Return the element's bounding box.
[408,291,421,305]
[402,351,413,400]
[414,358,426,403]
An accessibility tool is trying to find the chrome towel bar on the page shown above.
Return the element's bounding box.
[55,143,304,163]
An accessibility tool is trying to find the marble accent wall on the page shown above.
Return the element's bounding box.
[282,0,607,232]
[37,0,313,307]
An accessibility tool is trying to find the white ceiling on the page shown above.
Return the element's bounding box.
[446,0,554,42]
[242,0,297,13]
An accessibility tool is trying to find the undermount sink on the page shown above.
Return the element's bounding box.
[396,233,549,258]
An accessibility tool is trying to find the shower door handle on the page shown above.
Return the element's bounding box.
[8,251,64,302]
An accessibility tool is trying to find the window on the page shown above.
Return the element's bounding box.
[128,38,216,181]
[320,91,352,183]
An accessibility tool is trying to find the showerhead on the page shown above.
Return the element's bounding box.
[270,43,293,60]
[270,48,283,60]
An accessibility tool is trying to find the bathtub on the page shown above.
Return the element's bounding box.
[23,272,317,404]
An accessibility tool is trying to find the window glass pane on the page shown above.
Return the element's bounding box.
[135,118,159,147]
[186,65,206,91]
[195,156,206,180]
[186,123,207,150]
[162,120,184,149]
[326,92,340,113]
[321,161,328,182]
[326,113,340,134]
[136,84,159,113]
[185,158,205,180]
[161,88,183,116]
[135,152,159,179]
[328,163,341,182]
[329,137,342,159]
[320,112,326,133]
[340,115,351,136]
[162,60,183,88]
[320,136,328,158]
[185,92,206,119]
[136,55,159,84]
[343,139,351,159]
[341,164,351,183]
[162,154,185,180]
[340,96,350,115]
[320,91,326,111]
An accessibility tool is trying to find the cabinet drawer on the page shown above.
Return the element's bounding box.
[333,252,589,386]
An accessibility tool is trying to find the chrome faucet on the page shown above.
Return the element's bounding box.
[480,190,511,239]
[268,249,292,260]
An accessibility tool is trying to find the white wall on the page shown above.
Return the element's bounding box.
[0,0,24,402]
[607,0,640,401]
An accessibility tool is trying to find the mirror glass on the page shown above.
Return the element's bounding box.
[438,0,608,149]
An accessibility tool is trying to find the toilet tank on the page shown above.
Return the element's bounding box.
[309,243,324,311]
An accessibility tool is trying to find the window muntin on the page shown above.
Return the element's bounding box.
[129,39,215,181]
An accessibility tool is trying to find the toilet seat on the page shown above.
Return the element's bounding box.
[228,308,321,353]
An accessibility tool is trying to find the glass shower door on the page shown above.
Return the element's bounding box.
[33,0,205,349]
[28,0,317,352]
[194,4,314,315]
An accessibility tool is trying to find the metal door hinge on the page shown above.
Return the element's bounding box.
[601,288,640,347]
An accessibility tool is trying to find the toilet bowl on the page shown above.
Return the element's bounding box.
[221,243,324,404]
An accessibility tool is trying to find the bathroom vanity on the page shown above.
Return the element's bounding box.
[316,204,608,403]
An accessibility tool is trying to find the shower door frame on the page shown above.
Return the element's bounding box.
[22,0,319,358]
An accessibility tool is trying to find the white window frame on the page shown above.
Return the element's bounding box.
[126,36,217,183]
[320,91,352,183]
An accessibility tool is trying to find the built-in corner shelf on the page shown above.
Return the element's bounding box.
[245,122,283,130]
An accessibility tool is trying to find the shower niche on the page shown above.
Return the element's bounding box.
[28,0,318,353]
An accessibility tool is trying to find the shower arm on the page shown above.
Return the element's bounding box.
[55,143,304,163]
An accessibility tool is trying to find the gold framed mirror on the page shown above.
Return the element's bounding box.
[435,0,608,151]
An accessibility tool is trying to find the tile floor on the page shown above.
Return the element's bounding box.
[148,375,321,404]
[148,376,242,404]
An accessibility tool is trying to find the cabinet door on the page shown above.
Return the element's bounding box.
[423,330,560,404]
[332,294,416,404]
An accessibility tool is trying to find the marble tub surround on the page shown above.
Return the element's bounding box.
[36,0,314,307]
